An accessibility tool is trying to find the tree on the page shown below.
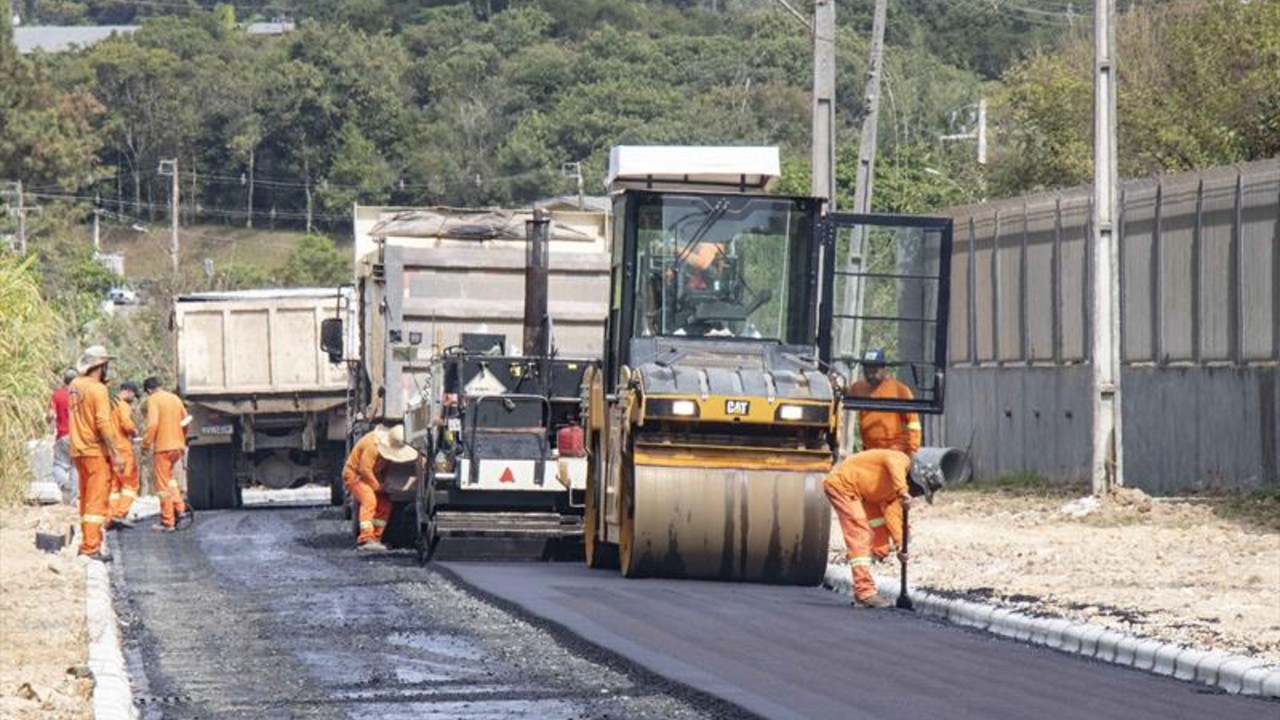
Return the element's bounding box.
[316,124,395,215]
[278,234,349,287]
[0,0,103,189]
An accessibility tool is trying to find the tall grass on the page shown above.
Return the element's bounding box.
[0,255,62,506]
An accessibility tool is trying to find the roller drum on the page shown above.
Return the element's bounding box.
[626,465,830,585]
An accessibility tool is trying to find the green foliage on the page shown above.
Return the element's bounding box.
[317,125,395,214]
[989,0,1280,194]
[278,234,350,287]
[0,10,103,189]
[0,254,63,505]
[25,206,117,340]
[988,49,1093,195]
[210,260,276,290]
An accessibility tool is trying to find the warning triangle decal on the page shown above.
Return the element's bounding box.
[498,467,515,483]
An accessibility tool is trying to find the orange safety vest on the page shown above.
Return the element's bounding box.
[850,377,922,455]
[143,389,188,453]
[825,448,911,547]
[69,376,122,458]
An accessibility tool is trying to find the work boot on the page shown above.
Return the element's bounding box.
[109,517,135,531]
[78,549,113,563]
[151,523,176,533]
[357,540,387,552]
[175,508,195,531]
[852,594,892,609]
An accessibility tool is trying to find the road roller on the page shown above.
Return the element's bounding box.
[581,146,953,584]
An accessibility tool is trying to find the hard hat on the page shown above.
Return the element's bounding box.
[862,349,887,366]
[75,345,114,375]
[375,425,419,464]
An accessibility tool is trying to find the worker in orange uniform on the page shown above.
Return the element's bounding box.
[849,349,923,457]
[344,424,418,551]
[848,349,923,561]
[823,448,912,608]
[142,376,191,532]
[68,346,126,561]
[107,381,141,529]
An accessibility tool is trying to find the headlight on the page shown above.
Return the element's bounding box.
[671,400,698,417]
[778,405,804,421]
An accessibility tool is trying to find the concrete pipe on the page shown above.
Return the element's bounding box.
[915,446,973,486]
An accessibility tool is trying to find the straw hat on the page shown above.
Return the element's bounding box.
[375,425,418,464]
[75,345,114,375]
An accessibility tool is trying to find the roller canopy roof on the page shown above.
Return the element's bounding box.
[607,146,781,193]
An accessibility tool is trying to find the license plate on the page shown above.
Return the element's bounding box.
[201,424,234,435]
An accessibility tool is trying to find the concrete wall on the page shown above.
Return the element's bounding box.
[928,366,1279,493]
[933,159,1279,493]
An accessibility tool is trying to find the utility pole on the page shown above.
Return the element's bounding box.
[562,161,585,210]
[15,180,24,255]
[810,0,835,205]
[2,180,40,254]
[159,159,179,276]
[1091,0,1123,493]
[850,0,887,219]
[940,98,988,165]
[841,0,889,363]
[977,97,988,165]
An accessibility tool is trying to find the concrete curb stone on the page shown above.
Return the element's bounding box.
[86,537,138,720]
[823,563,1280,698]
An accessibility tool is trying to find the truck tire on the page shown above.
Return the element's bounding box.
[329,441,346,507]
[187,445,241,510]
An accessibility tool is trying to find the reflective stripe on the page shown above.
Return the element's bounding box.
[121,489,138,498]
[848,556,873,567]
[358,521,373,528]
[371,520,388,528]
[868,518,886,528]
[82,514,107,525]
[907,422,922,430]
[109,492,121,500]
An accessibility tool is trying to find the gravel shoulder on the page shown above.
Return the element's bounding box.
[0,504,93,719]
[835,483,1280,665]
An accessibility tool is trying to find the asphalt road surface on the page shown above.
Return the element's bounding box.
[440,563,1278,720]
[112,506,1277,720]
[112,507,743,720]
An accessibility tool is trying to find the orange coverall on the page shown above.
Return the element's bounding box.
[143,389,188,528]
[343,430,390,545]
[850,377,922,456]
[108,397,140,522]
[68,376,123,556]
[823,448,911,601]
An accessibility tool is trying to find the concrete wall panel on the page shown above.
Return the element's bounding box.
[996,210,1025,362]
[1058,194,1090,362]
[1121,181,1158,363]
[972,215,997,363]
[1241,167,1278,360]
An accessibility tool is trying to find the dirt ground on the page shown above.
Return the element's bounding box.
[836,482,1280,665]
[0,504,93,720]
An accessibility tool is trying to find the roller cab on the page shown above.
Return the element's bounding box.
[583,146,952,584]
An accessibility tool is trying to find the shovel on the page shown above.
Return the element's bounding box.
[896,502,914,611]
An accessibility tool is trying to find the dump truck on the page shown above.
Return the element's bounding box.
[580,146,953,584]
[176,289,350,510]
[322,206,610,557]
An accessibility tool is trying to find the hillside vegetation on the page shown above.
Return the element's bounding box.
[1,0,1277,498]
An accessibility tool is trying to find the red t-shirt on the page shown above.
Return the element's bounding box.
[51,386,71,438]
